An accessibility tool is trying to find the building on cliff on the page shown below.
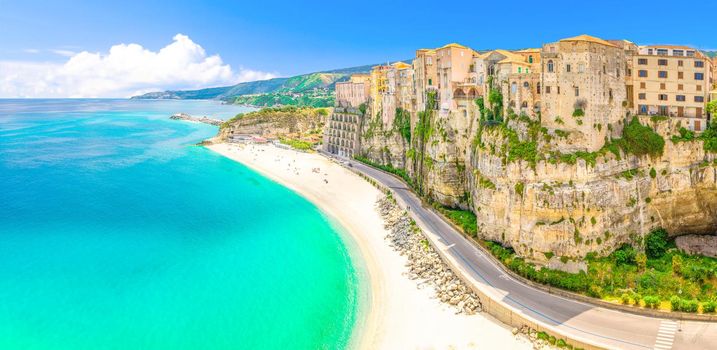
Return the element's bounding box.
[323,75,370,158]
[540,35,628,152]
[627,45,713,131]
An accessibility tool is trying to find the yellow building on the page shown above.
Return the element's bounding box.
[630,45,712,131]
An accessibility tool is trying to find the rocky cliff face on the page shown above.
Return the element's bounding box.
[358,105,717,261]
[215,107,327,142]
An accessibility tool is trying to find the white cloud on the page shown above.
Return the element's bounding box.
[0,34,277,98]
[51,49,76,57]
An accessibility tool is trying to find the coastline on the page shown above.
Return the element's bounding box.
[206,142,532,349]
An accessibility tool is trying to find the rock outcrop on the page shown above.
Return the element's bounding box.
[170,113,223,126]
[216,106,328,143]
[360,109,717,261]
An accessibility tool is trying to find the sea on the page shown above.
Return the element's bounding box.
[0,99,364,350]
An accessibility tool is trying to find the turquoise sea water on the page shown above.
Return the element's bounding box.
[0,99,364,349]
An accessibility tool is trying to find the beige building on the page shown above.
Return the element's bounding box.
[435,43,475,114]
[629,45,712,131]
[541,35,627,151]
[413,48,438,113]
[475,49,541,118]
[324,74,370,158]
[334,74,370,108]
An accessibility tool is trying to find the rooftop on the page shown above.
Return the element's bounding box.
[560,34,617,48]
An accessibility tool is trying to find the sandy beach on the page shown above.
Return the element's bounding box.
[207,142,532,350]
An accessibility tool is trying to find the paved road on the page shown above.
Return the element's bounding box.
[348,159,717,350]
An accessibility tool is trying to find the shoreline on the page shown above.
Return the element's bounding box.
[206,142,532,349]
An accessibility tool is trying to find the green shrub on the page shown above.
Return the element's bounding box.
[613,244,636,266]
[645,228,669,258]
[703,301,717,313]
[644,295,660,308]
[650,168,657,179]
[622,116,665,157]
[670,296,681,311]
[621,293,631,304]
[572,109,585,117]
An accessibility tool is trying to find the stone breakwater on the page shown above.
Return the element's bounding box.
[170,113,223,126]
[376,196,482,315]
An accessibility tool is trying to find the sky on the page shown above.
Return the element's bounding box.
[1,0,716,98]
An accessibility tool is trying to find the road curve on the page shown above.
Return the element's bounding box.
[347,159,717,350]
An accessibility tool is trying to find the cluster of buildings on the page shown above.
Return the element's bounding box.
[325,34,716,156]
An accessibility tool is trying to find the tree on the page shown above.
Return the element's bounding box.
[635,253,647,272]
[672,255,683,275]
[645,228,669,258]
[707,100,717,116]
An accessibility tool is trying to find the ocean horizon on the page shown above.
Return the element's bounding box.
[0,99,365,349]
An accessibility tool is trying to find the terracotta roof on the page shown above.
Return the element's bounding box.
[560,34,617,48]
[516,48,540,53]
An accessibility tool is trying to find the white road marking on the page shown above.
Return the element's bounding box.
[653,320,678,350]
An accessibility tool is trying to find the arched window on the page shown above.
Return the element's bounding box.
[511,82,517,94]
[523,82,530,89]
[528,55,534,63]
[518,67,522,73]
[537,82,541,94]
[521,101,528,108]
[547,60,554,73]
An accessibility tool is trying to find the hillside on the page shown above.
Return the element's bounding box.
[212,106,328,149]
[131,62,408,108]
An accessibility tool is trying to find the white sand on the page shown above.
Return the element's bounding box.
[207,142,532,350]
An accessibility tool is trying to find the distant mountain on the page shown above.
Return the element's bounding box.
[131,62,413,108]
[706,51,716,58]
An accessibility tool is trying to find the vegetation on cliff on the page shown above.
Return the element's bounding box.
[232,91,334,108]
[479,229,717,313]
[219,106,327,148]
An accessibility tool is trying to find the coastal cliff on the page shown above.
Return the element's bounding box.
[357,106,717,261]
[214,106,328,144]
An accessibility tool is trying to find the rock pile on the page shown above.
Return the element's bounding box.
[377,195,482,315]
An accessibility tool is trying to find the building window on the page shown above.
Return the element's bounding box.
[638,93,646,100]
[511,82,517,93]
[526,68,530,73]
[428,78,432,86]
[529,55,533,63]
[657,49,668,56]
[546,86,551,94]
[640,82,646,89]
[676,95,686,101]
[537,82,541,94]
[695,60,704,68]
[687,50,695,57]
[658,59,668,66]
[674,50,684,56]
[658,71,668,78]
[518,67,522,73]
[660,83,666,90]
[575,87,579,96]
[678,60,684,67]
[638,58,648,65]
[609,89,613,100]
[578,63,585,73]
[697,85,702,91]
[678,84,684,90]
[639,105,648,114]
[695,96,705,102]
[523,82,530,89]
[639,70,648,77]
[547,60,554,72]
[566,64,571,73]
[695,73,704,80]
[678,72,684,79]
[659,94,668,101]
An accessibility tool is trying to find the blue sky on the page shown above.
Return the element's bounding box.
[1,0,716,97]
